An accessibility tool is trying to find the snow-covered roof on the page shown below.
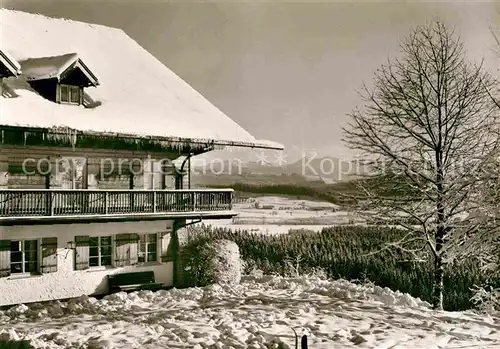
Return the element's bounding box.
[0,48,21,77]
[0,10,283,151]
[19,52,99,86]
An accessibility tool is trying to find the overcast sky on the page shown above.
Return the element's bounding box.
[2,0,499,160]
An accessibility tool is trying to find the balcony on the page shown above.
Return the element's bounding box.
[0,189,235,225]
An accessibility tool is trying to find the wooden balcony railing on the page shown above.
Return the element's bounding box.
[0,189,233,218]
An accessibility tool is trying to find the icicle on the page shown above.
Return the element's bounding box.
[71,130,77,149]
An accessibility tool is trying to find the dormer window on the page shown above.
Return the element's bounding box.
[18,53,99,105]
[59,84,82,105]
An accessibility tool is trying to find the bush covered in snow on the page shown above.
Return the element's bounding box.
[471,285,500,316]
[179,238,242,288]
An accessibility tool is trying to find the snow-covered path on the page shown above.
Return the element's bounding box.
[1,275,499,348]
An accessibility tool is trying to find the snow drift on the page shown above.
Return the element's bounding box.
[0,274,499,348]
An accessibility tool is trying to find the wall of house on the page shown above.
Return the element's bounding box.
[0,153,7,189]
[4,161,180,190]
[7,173,45,188]
[0,146,198,306]
[0,146,185,190]
[0,220,174,307]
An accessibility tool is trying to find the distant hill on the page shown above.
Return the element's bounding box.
[191,155,363,186]
[190,156,418,209]
[282,156,362,182]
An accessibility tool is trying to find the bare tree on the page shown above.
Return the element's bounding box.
[486,8,500,110]
[470,8,500,312]
[343,21,500,310]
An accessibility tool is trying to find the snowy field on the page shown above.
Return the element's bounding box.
[204,196,359,235]
[1,274,499,348]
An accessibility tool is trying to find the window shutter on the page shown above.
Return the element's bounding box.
[115,234,131,267]
[74,235,89,270]
[41,237,58,273]
[154,233,161,262]
[160,232,172,262]
[0,240,11,277]
[129,234,139,265]
[114,234,139,266]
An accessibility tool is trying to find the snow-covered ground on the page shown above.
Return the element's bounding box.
[1,274,499,348]
[204,196,360,235]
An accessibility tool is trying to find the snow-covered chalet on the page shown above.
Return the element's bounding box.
[0,10,283,307]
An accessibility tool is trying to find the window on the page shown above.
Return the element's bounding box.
[0,238,58,277]
[73,233,160,271]
[138,234,157,263]
[10,240,38,274]
[59,84,81,105]
[89,236,112,267]
[60,85,68,102]
[60,157,85,189]
[70,87,80,104]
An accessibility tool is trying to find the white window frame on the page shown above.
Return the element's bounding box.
[60,156,86,189]
[138,233,158,263]
[10,239,39,275]
[59,84,81,105]
[89,236,113,268]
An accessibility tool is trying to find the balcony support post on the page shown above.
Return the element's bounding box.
[179,153,193,190]
[85,157,101,214]
[86,158,100,189]
[193,191,196,211]
[171,219,184,288]
[44,157,62,216]
[160,159,167,190]
[129,172,134,213]
[0,153,8,189]
[104,191,108,215]
[171,218,201,288]
[153,191,157,213]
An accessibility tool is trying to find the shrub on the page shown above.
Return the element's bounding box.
[179,238,242,288]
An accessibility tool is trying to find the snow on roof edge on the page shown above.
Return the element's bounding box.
[0,49,21,75]
[0,123,284,151]
[252,139,284,150]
